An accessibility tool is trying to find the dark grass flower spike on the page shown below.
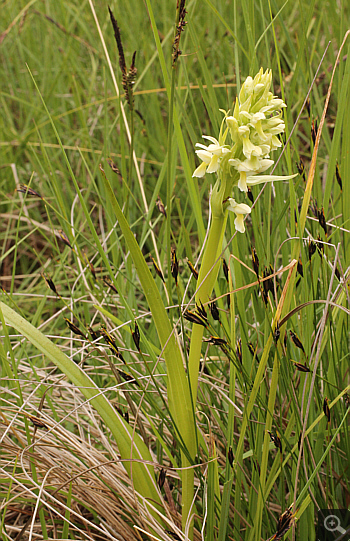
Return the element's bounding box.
[227,446,234,467]
[222,258,229,282]
[103,277,119,295]
[41,272,58,295]
[108,6,137,110]
[247,341,260,363]
[290,360,310,373]
[289,330,305,354]
[267,505,297,540]
[156,195,167,218]
[64,318,86,338]
[323,397,331,423]
[151,257,165,282]
[171,247,179,285]
[172,0,187,66]
[296,159,306,181]
[297,258,303,277]
[209,300,220,321]
[187,259,199,280]
[236,338,242,364]
[183,310,207,327]
[56,229,72,249]
[88,326,100,341]
[267,430,282,454]
[118,369,139,386]
[203,335,227,347]
[251,246,260,279]
[311,118,318,144]
[196,301,207,322]
[318,206,328,236]
[24,414,48,430]
[16,184,43,199]
[335,161,342,190]
[308,239,317,261]
[158,468,166,490]
[132,321,141,352]
[107,157,122,177]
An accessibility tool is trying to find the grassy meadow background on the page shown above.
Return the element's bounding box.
[0,0,349,540]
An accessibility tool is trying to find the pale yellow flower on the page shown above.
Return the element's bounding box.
[226,198,251,233]
[192,136,229,178]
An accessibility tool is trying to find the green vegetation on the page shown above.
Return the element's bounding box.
[1,1,349,540]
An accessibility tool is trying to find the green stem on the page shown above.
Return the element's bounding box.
[188,213,228,402]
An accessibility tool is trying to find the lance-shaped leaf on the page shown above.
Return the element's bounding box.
[0,301,162,518]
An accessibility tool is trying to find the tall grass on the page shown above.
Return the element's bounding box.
[1,1,349,540]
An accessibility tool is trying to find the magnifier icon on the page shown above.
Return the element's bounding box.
[324,515,347,536]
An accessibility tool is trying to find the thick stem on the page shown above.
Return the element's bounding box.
[188,212,228,403]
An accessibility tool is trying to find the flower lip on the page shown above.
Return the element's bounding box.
[226,197,252,233]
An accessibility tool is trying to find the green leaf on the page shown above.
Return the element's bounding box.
[0,301,162,517]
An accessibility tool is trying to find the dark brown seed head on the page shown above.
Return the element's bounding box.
[289,330,305,354]
[64,318,86,338]
[87,259,96,279]
[308,239,316,261]
[171,247,179,285]
[204,335,227,347]
[88,326,100,341]
[273,505,296,540]
[158,468,166,490]
[236,338,242,364]
[196,301,207,322]
[17,184,43,199]
[165,531,181,541]
[107,157,122,178]
[151,257,165,282]
[297,433,304,457]
[132,321,141,351]
[118,369,139,385]
[334,265,341,281]
[267,430,282,454]
[297,258,303,278]
[41,273,58,295]
[323,397,331,423]
[187,259,198,280]
[222,258,229,282]
[311,118,318,144]
[296,159,306,181]
[209,300,220,321]
[101,328,119,356]
[247,341,259,363]
[172,0,187,66]
[103,278,118,294]
[27,415,48,430]
[228,446,234,467]
[317,207,327,236]
[335,161,342,190]
[57,230,72,249]
[183,310,207,327]
[108,7,126,74]
[156,195,167,218]
[274,320,280,344]
[316,234,324,256]
[251,246,260,278]
[247,187,254,204]
[291,360,310,373]
[306,97,311,118]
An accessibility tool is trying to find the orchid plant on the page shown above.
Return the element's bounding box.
[188,68,296,410]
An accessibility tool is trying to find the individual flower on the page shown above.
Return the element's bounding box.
[229,156,274,192]
[226,198,251,233]
[192,136,229,178]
